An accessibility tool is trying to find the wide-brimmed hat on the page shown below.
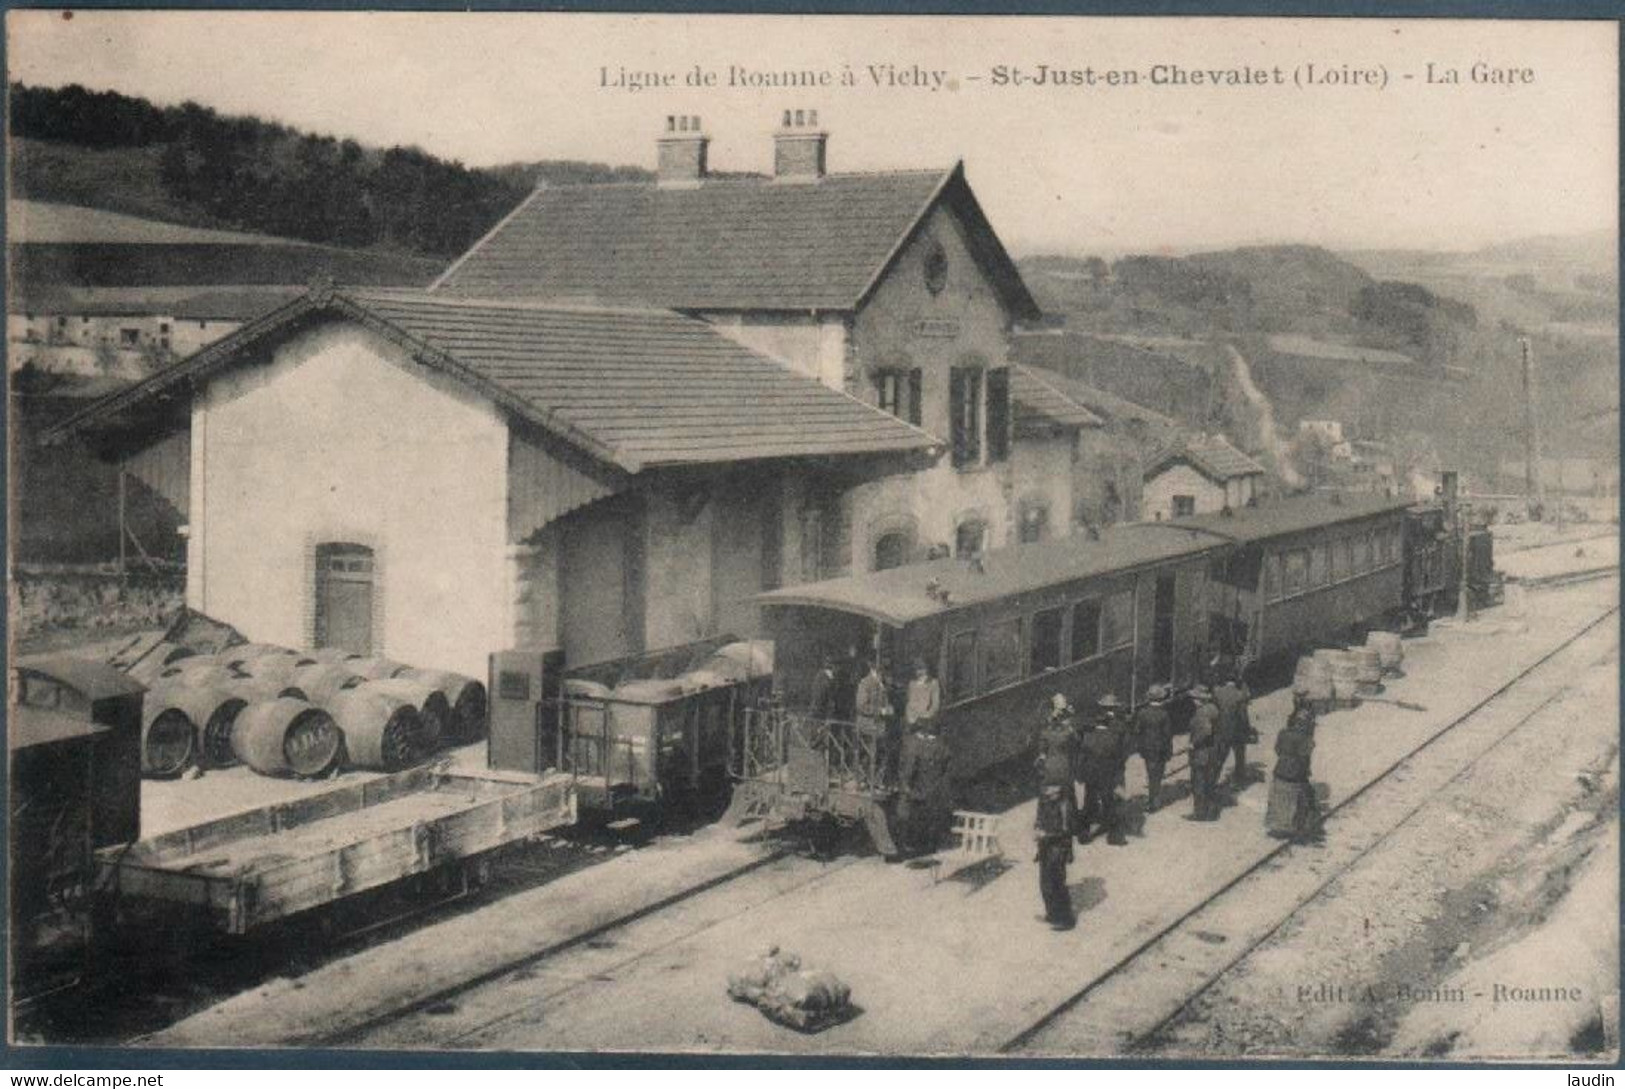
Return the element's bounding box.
[1146,684,1171,702]
[1096,693,1123,709]
[1189,685,1213,700]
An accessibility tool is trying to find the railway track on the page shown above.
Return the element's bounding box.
[1002,602,1619,1055]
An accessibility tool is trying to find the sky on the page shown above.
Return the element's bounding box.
[6,12,1618,255]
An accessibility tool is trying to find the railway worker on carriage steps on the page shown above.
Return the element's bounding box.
[1034,693,1080,929]
[1186,685,1222,822]
[854,657,895,784]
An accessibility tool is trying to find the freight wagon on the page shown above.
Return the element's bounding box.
[96,764,575,936]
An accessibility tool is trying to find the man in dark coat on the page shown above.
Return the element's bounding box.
[1213,674,1253,788]
[895,721,953,858]
[1077,697,1128,846]
[1034,783,1076,930]
[806,655,837,729]
[1187,685,1221,821]
[1034,693,1079,928]
[1134,684,1174,812]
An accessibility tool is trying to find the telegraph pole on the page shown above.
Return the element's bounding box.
[1520,336,1546,519]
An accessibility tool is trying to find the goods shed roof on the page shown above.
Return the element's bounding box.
[755,522,1226,626]
[431,163,1041,320]
[46,287,941,474]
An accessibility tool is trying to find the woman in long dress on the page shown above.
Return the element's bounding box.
[1266,693,1321,842]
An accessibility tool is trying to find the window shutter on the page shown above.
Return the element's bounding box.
[907,369,923,426]
[949,369,967,467]
[987,368,1011,462]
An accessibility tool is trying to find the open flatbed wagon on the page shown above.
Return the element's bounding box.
[96,765,575,935]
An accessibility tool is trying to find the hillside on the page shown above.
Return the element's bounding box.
[1021,245,1476,369]
[9,82,654,260]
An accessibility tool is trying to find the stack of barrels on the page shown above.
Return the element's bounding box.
[1293,629,1407,715]
[128,642,487,782]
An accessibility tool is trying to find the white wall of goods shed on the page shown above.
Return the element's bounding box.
[187,323,509,679]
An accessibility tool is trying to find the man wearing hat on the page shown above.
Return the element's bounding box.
[1187,685,1221,821]
[1213,670,1254,790]
[1077,695,1128,845]
[1134,685,1175,813]
[1034,693,1079,929]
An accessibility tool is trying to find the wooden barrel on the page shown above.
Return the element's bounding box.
[1366,630,1404,672]
[230,698,343,778]
[151,684,250,769]
[348,657,411,681]
[1353,647,1384,691]
[399,667,487,743]
[140,702,195,777]
[360,678,449,753]
[223,643,300,668]
[127,642,197,685]
[157,657,236,688]
[235,653,313,683]
[1328,654,1362,704]
[329,688,427,771]
[289,663,365,706]
[1292,654,1333,703]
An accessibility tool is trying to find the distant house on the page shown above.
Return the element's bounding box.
[6,199,433,378]
[1015,364,1176,526]
[1143,434,1266,521]
[55,112,1102,676]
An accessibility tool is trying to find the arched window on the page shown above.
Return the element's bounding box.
[874,531,911,572]
[955,519,987,559]
[314,542,375,655]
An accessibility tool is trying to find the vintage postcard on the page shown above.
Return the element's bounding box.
[5,10,1619,1064]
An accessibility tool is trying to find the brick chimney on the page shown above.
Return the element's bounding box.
[657,115,708,188]
[773,108,827,182]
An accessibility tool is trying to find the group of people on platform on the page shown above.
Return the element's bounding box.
[1034,658,1324,931]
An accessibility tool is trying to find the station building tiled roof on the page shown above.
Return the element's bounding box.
[432,163,1041,320]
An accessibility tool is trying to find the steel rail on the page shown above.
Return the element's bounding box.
[999,602,1619,1053]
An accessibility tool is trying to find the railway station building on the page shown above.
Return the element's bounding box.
[55,111,1102,677]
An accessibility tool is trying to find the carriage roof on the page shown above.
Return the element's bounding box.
[1168,493,1413,545]
[754,521,1229,626]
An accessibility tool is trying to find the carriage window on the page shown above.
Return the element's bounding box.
[1263,553,1282,601]
[1309,543,1330,588]
[1101,589,1135,649]
[1071,599,1102,661]
[1354,534,1372,573]
[1030,606,1065,674]
[1283,550,1308,597]
[980,619,1023,692]
[955,520,987,559]
[1331,536,1351,581]
[946,630,978,704]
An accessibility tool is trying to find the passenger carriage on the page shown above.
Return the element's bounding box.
[728,522,1234,847]
[1170,494,1415,665]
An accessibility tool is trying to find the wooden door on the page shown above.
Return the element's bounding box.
[315,544,374,655]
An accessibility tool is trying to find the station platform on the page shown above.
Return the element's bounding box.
[146,578,1616,1054]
